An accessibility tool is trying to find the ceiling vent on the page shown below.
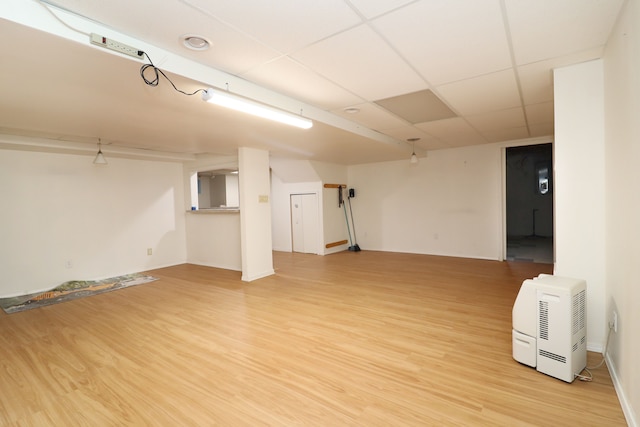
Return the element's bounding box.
[375,89,457,124]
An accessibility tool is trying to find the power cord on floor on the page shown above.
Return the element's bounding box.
[575,322,614,382]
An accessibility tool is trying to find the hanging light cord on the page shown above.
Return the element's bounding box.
[139,52,206,97]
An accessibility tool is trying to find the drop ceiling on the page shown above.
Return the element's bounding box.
[0,0,624,165]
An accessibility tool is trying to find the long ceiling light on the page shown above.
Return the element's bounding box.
[202,88,313,129]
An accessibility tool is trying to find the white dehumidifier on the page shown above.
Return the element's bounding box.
[512,274,587,382]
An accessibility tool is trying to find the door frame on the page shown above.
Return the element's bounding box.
[501,140,555,263]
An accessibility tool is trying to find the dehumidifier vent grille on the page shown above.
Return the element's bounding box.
[572,290,586,334]
[539,300,549,340]
[540,349,566,364]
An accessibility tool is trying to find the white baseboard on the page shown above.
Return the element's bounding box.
[242,269,275,282]
[606,353,638,427]
[587,342,603,353]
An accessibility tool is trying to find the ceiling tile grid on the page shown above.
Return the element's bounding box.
[291,24,427,102]
[370,0,513,86]
[1,0,627,164]
[330,103,409,130]
[504,0,625,66]
[435,69,521,117]
[182,0,363,54]
[347,0,418,20]
[242,57,364,110]
[415,117,487,147]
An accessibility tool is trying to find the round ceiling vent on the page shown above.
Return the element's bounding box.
[181,34,210,51]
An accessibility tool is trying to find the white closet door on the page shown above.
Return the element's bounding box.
[291,193,318,254]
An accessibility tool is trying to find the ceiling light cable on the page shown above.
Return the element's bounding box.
[139,53,312,129]
[139,52,205,96]
[37,0,90,37]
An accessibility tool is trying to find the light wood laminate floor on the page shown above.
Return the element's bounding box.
[0,251,626,426]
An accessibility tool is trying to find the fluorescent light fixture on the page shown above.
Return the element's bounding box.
[202,88,312,129]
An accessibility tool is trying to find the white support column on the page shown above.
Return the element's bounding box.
[238,147,274,281]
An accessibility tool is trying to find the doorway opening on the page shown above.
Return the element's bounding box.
[505,143,554,264]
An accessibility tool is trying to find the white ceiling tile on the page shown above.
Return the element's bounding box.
[529,123,554,138]
[436,69,521,116]
[465,107,526,132]
[330,103,408,130]
[380,127,448,151]
[518,48,603,105]
[291,25,426,101]
[43,0,284,76]
[184,0,362,53]
[3,0,626,164]
[505,0,624,65]
[375,90,456,124]
[480,127,530,143]
[371,0,512,85]
[171,27,281,76]
[348,0,416,19]
[415,118,487,146]
[525,102,554,125]
[243,57,363,110]
[518,62,554,105]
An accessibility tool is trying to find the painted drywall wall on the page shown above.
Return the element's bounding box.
[553,60,607,353]
[347,144,503,260]
[239,147,274,281]
[226,174,239,207]
[603,0,640,424]
[198,175,212,207]
[311,162,349,255]
[186,212,241,271]
[0,149,187,297]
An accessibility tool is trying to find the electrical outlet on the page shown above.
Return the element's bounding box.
[612,311,618,333]
[147,248,153,256]
[90,33,144,59]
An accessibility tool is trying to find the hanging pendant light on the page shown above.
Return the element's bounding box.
[410,150,419,164]
[408,138,420,164]
[93,139,107,165]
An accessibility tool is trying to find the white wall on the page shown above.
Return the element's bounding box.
[226,174,239,207]
[186,212,241,271]
[312,162,349,255]
[210,175,226,207]
[198,176,211,208]
[553,60,607,352]
[347,144,503,260]
[603,0,640,424]
[0,149,187,297]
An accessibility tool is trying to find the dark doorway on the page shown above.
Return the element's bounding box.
[506,143,553,264]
